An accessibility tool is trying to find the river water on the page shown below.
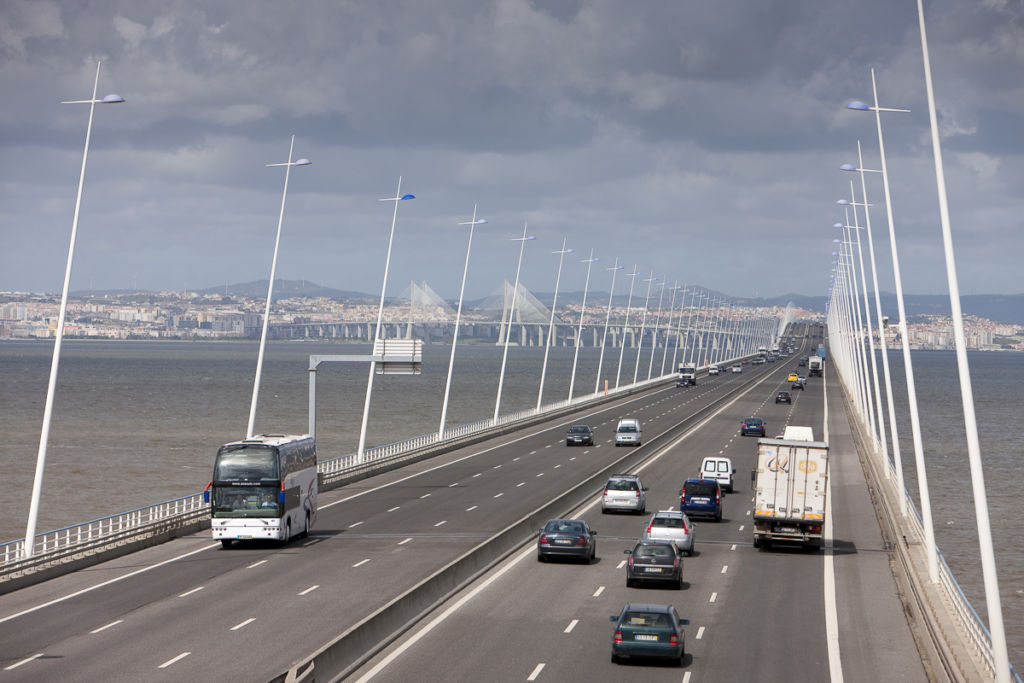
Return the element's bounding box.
[0,340,1019,662]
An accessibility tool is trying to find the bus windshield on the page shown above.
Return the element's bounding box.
[214,445,279,482]
[212,486,280,517]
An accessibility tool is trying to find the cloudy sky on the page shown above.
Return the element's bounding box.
[1,1,1021,302]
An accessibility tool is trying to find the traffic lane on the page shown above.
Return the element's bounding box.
[823,377,927,682]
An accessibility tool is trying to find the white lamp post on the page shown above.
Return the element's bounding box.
[849,70,938,584]
[647,278,667,380]
[246,136,312,440]
[632,273,657,384]
[614,265,640,388]
[594,259,623,394]
[356,177,415,460]
[568,250,598,400]
[438,207,486,437]
[23,63,124,557]
[917,3,1009,675]
[537,239,573,410]
[494,225,535,422]
[660,282,682,376]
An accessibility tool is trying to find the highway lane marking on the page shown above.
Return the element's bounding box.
[466,505,478,512]
[420,493,432,499]
[746,510,751,516]
[616,560,626,569]
[303,538,322,546]
[349,521,365,528]
[822,371,844,683]
[696,626,706,639]
[730,544,737,551]
[554,464,562,468]
[536,472,544,477]
[0,542,221,626]
[230,617,256,631]
[158,652,190,669]
[513,457,521,461]
[388,506,401,512]
[473,473,482,478]
[710,592,718,603]
[449,482,459,487]
[4,653,43,670]
[178,586,205,598]
[517,482,526,487]
[721,565,729,574]
[434,520,447,527]
[494,492,504,498]
[247,560,268,568]
[530,450,537,455]
[569,457,576,461]
[494,464,503,469]
[545,444,552,448]
[593,586,605,597]
[738,525,744,531]
[527,663,546,680]
[398,538,413,545]
[90,619,123,634]
[298,585,320,595]
[683,672,692,683]
[353,558,371,568]
[564,619,579,633]
[582,449,590,454]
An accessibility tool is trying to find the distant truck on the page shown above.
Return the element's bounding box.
[807,355,823,377]
[677,362,697,386]
[816,344,827,359]
[753,428,829,550]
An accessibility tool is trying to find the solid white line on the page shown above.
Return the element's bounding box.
[353,558,371,568]
[709,592,718,603]
[298,585,320,595]
[564,619,579,633]
[696,626,706,639]
[4,653,43,670]
[387,506,400,512]
[822,371,844,683]
[721,565,728,574]
[0,542,219,625]
[158,652,190,669]
[434,520,447,527]
[398,538,413,545]
[230,617,255,631]
[178,586,204,598]
[349,521,364,528]
[593,586,605,597]
[247,560,267,568]
[527,662,546,681]
[90,619,123,634]
[466,506,478,512]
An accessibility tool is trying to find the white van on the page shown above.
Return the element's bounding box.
[699,456,735,493]
[614,418,642,446]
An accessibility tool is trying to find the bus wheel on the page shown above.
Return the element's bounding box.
[220,539,232,549]
[282,522,291,546]
[300,513,310,539]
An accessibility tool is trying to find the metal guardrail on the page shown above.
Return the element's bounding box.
[3,359,737,580]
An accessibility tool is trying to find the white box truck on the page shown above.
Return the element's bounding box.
[807,355,823,377]
[677,362,697,386]
[752,430,828,550]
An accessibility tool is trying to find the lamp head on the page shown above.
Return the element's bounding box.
[101,94,125,104]
[401,194,415,200]
[839,163,856,172]
[846,101,871,111]
[833,223,844,229]
[836,199,850,206]
[294,158,312,166]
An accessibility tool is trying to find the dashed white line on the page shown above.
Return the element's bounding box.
[569,457,576,461]
[473,473,482,478]
[696,626,706,639]
[738,525,745,531]
[529,450,537,455]
[527,663,546,680]
[494,464,502,469]
[516,482,526,487]
[616,560,626,569]
[398,538,413,545]
[158,652,190,669]
[513,457,521,462]
[353,558,371,568]
[536,472,544,477]
[554,464,562,469]
[710,592,718,603]
[721,565,729,574]
[178,586,204,598]
[349,521,364,528]
[298,585,320,595]
[4,653,43,671]
[449,483,459,487]
[419,493,431,499]
[545,444,552,448]
[730,544,737,551]
[230,618,255,631]
[564,619,579,633]
[746,510,751,516]
[388,506,401,512]
[247,560,267,569]
[303,538,321,546]
[434,520,447,527]
[466,505,478,512]
[90,619,123,634]
[593,586,606,597]
[494,492,504,498]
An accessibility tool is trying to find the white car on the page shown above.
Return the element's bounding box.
[707,365,720,376]
[731,364,743,374]
[602,474,648,514]
[643,510,694,556]
[614,418,642,446]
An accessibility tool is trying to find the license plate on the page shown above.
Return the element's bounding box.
[693,497,709,504]
[238,535,253,539]
[634,634,658,641]
[644,567,663,573]
[554,539,572,545]
[779,526,799,533]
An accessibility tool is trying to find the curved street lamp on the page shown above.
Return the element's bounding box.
[537,239,573,410]
[494,225,535,422]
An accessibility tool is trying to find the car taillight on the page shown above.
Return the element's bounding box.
[808,525,821,533]
[576,536,587,546]
[539,534,548,544]
[673,556,680,568]
[646,521,653,534]
[634,491,640,498]
[716,490,721,504]
[603,488,608,496]
[614,630,623,644]
[669,634,679,646]
[627,555,634,566]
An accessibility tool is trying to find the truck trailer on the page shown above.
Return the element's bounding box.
[752,431,829,550]
[807,355,823,377]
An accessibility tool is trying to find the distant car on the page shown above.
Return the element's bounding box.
[798,358,807,367]
[752,357,766,365]
[566,424,594,446]
[707,365,720,376]
[624,540,684,589]
[775,391,791,404]
[643,510,694,556]
[602,474,648,514]
[610,603,688,666]
[791,377,806,390]
[537,518,597,563]
[740,416,766,436]
[679,478,722,521]
[731,364,742,374]
[787,372,799,382]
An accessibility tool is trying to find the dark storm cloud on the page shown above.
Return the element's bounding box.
[0,0,1020,299]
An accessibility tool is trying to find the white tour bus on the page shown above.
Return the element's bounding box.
[206,434,317,548]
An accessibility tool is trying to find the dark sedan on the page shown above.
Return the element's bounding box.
[775,391,791,404]
[610,603,688,666]
[537,518,597,563]
[740,416,766,436]
[624,540,684,589]
[565,424,594,446]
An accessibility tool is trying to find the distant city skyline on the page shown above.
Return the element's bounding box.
[1,3,1021,299]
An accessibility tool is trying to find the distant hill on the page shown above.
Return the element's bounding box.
[192,279,377,303]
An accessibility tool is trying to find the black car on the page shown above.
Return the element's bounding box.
[798,358,807,367]
[610,603,688,666]
[624,540,684,589]
[740,417,766,436]
[775,391,791,404]
[566,424,594,446]
[537,518,597,563]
